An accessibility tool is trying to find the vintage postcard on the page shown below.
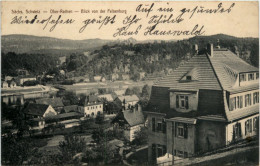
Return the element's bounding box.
[1,1,259,165]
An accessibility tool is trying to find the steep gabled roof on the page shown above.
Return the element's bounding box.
[24,103,50,116]
[123,110,144,126]
[154,54,222,91]
[98,94,114,102]
[35,98,64,108]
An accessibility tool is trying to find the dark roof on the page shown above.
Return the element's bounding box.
[154,53,222,91]
[197,115,227,122]
[63,105,78,113]
[168,117,197,124]
[84,95,101,105]
[24,103,50,116]
[35,98,64,108]
[46,112,83,120]
[123,109,144,126]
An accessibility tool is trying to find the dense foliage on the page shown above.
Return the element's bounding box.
[1,52,60,76]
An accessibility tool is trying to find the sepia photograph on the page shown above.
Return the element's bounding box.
[1,1,259,165]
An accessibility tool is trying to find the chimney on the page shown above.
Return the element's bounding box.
[207,43,214,57]
[193,44,198,54]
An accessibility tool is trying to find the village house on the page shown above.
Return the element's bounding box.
[5,76,14,81]
[24,103,57,120]
[119,74,130,81]
[61,105,79,114]
[78,95,103,118]
[112,105,144,141]
[114,95,139,109]
[8,80,17,88]
[146,44,259,164]
[35,97,64,114]
[139,72,146,80]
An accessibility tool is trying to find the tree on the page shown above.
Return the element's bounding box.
[58,135,87,164]
[141,84,151,99]
[95,114,105,125]
[250,43,259,67]
[125,88,133,96]
[2,135,37,165]
[132,127,148,146]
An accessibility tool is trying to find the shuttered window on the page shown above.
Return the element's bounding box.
[152,118,155,132]
[176,95,179,108]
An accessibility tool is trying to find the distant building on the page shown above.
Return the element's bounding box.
[98,94,114,102]
[110,73,119,81]
[16,69,29,76]
[2,81,8,88]
[78,95,103,118]
[5,76,14,81]
[24,103,57,119]
[114,95,139,109]
[17,75,36,85]
[61,105,79,113]
[101,76,106,82]
[139,72,146,80]
[94,76,102,82]
[112,105,144,141]
[112,90,126,98]
[119,74,130,81]
[8,80,17,88]
[35,97,64,113]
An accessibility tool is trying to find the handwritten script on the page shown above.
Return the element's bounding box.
[10,2,235,37]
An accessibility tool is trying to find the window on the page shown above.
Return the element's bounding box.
[253,117,259,131]
[240,73,246,82]
[229,97,236,111]
[100,105,101,108]
[177,126,184,137]
[157,145,167,158]
[245,119,252,135]
[186,76,191,80]
[152,118,155,132]
[175,123,188,138]
[233,123,242,140]
[157,122,162,131]
[245,94,252,107]
[176,150,184,158]
[162,119,166,133]
[253,92,259,104]
[256,73,259,79]
[184,152,188,158]
[248,73,254,81]
[177,95,189,109]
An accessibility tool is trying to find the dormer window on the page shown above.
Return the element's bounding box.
[176,95,189,109]
[248,73,254,81]
[186,76,192,81]
[240,73,246,82]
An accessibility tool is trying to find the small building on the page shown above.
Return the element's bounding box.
[5,76,14,81]
[139,72,146,80]
[17,75,36,85]
[35,97,64,113]
[2,81,8,88]
[8,80,17,88]
[110,73,119,81]
[114,95,139,109]
[101,76,106,82]
[112,106,144,141]
[61,105,79,113]
[98,94,114,102]
[112,90,126,97]
[28,118,46,130]
[119,74,130,81]
[78,95,103,118]
[94,76,102,82]
[23,103,57,119]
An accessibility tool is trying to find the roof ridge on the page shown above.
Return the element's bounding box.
[206,53,224,90]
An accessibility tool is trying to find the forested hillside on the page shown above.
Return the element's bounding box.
[1,34,259,79]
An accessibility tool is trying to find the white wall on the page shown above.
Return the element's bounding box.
[129,124,143,141]
[226,114,259,144]
[43,106,57,117]
[84,103,103,117]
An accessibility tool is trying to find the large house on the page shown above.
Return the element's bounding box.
[112,105,144,141]
[24,103,57,119]
[78,95,103,118]
[35,97,64,113]
[146,44,259,164]
[17,75,36,85]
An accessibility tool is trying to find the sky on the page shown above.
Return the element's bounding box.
[1,1,259,40]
